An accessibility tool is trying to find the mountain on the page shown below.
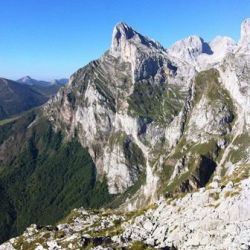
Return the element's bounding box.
[17,76,51,86]
[0,78,47,120]
[0,19,250,249]
[168,35,213,66]
[17,76,68,89]
[51,78,68,85]
[16,76,68,101]
[17,76,68,87]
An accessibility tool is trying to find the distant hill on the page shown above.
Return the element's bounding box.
[30,83,63,98]
[17,76,51,86]
[17,76,68,86]
[51,78,68,85]
[16,76,67,97]
[0,78,48,120]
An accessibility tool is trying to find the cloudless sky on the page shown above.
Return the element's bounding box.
[0,0,249,80]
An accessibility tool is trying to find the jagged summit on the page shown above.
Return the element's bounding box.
[113,22,136,40]
[17,75,50,86]
[110,22,165,58]
[17,75,32,83]
[168,35,213,65]
[210,36,236,50]
[109,22,168,82]
[239,18,250,52]
[240,18,250,42]
[209,36,236,56]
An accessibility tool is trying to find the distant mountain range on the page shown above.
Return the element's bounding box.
[0,76,67,120]
[17,75,68,86]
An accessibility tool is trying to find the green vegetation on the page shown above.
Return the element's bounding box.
[128,241,155,250]
[87,219,123,238]
[108,131,127,149]
[0,109,37,145]
[0,114,113,243]
[227,133,250,164]
[224,190,241,198]
[194,69,234,112]
[209,191,220,200]
[13,235,47,250]
[161,151,217,196]
[190,140,219,158]
[125,203,158,221]
[160,69,236,195]
[128,81,186,125]
[123,137,146,168]
[221,164,250,185]
[0,116,19,126]
[159,68,238,195]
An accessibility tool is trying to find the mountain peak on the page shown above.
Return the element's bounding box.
[168,35,212,65]
[241,18,250,37]
[240,18,250,50]
[110,22,164,59]
[113,22,135,40]
[18,75,32,82]
[17,75,36,85]
[209,36,236,54]
[110,22,135,54]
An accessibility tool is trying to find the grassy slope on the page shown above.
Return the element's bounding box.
[128,81,186,125]
[160,69,235,195]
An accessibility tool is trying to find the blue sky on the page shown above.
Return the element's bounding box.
[0,0,249,80]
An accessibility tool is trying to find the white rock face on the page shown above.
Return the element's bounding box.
[186,97,232,142]
[197,36,237,69]
[110,22,164,61]
[110,22,171,83]
[168,35,211,67]
[209,36,236,56]
[239,18,250,52]
[103,142,139,194]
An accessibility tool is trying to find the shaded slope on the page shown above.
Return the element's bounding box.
[0,112,113,243]
[0,78,47,120]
